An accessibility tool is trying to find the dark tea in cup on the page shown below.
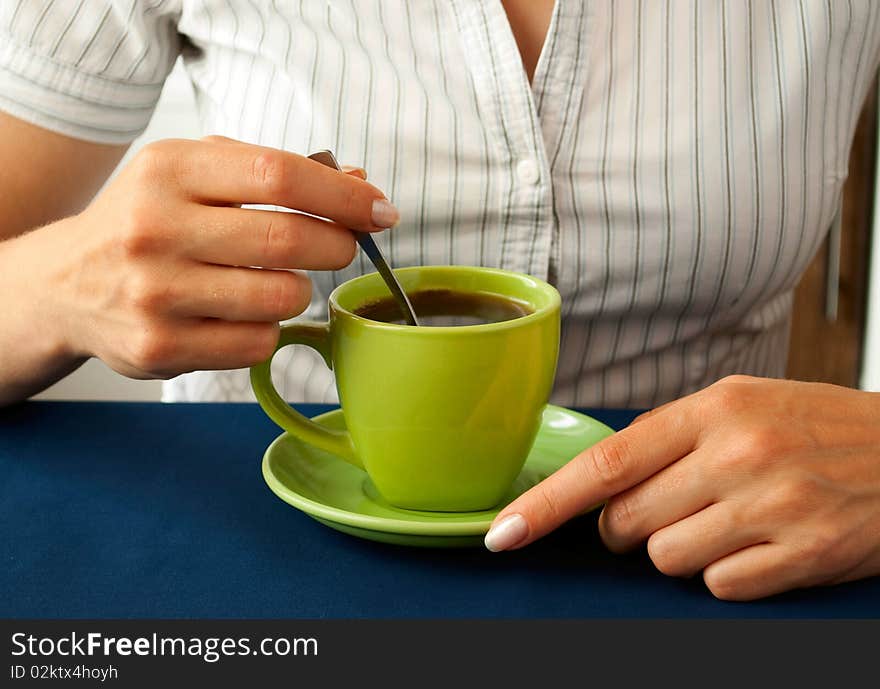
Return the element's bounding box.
[353,289,533,327]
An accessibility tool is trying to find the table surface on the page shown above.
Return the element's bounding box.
[2,401,878,619]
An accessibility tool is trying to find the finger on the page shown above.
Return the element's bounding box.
[123,320,281,379]
[155,139,398,231]
[644,501,766,578]
[342,166,367,180]
[204,137,368,181]
[598,449,716,553]
[702,543,813,601]
[629,401,673,426]
[196,138,252,209]
[201,137,368,180]
[200,134,239,144]
[194,136,243,207]
[183,205,357,270]
[629,384,708,426]
[183,319,280,370]
[166,265,312,322]
[484,399,701,551]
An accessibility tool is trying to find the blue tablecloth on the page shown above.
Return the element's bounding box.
[1,401,878,618]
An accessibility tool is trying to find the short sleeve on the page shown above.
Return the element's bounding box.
[0,0,183,144]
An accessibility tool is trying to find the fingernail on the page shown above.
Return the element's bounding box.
[371,199,400,228]
[484,514,528,552]
[344,166,367,179]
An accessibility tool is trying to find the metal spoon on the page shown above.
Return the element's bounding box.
[308,150,419,326]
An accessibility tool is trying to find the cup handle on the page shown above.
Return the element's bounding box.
[250,322,362,469]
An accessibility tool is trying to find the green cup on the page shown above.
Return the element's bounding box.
[250,265,561,512]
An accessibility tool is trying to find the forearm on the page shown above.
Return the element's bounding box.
[0,222,86,406]
[0,115,127,404]
[0,112,126,243]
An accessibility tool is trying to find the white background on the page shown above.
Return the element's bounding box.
[36,61,880,400]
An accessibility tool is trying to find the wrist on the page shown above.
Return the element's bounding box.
[2,218,88,363]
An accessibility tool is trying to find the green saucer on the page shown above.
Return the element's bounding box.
[262,405,615,548]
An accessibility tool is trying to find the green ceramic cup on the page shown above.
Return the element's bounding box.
[250,265,561,512]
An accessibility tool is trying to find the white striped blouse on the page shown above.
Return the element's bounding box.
[2,1,879,407]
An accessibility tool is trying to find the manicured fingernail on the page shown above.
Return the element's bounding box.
[484,514,528,552]
[371,199,400,228]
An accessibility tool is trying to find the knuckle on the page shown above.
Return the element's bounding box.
[703,569,741,601]
[647,533,686,577]
[127,271,170,315]
[736,426,784,465]
[718,374,757,386]
[629,409,655,425]
[534,483,564,524]
[135,141,165,166]
[587,436,629,489]
[132,141,171,180]
[334,233,358,269]
[293,271,313,307]
[251,150,292,197]
[262,215,299,265]
[763,473,818,520]
[261,275,293,317]
[705,380,748,415]
[603,494,639,539]
[121,204,160,257]
[263,271,310,319]
[130,327,175,374]
[718,504,743,535]
[247,323,280,364]
[341,183,361,221]
[795,524,842,567]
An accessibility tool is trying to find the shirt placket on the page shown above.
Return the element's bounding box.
[449,0,554,279]
[530,1,593,287]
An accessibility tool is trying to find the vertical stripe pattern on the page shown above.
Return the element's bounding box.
[1,0,879,405]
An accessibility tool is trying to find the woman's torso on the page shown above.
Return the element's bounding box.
[157,0,880,406]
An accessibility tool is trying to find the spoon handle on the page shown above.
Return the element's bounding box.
[307,150,419,326]
[355,233,420,326]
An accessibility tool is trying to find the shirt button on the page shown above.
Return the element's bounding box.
[516,158,540,185]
